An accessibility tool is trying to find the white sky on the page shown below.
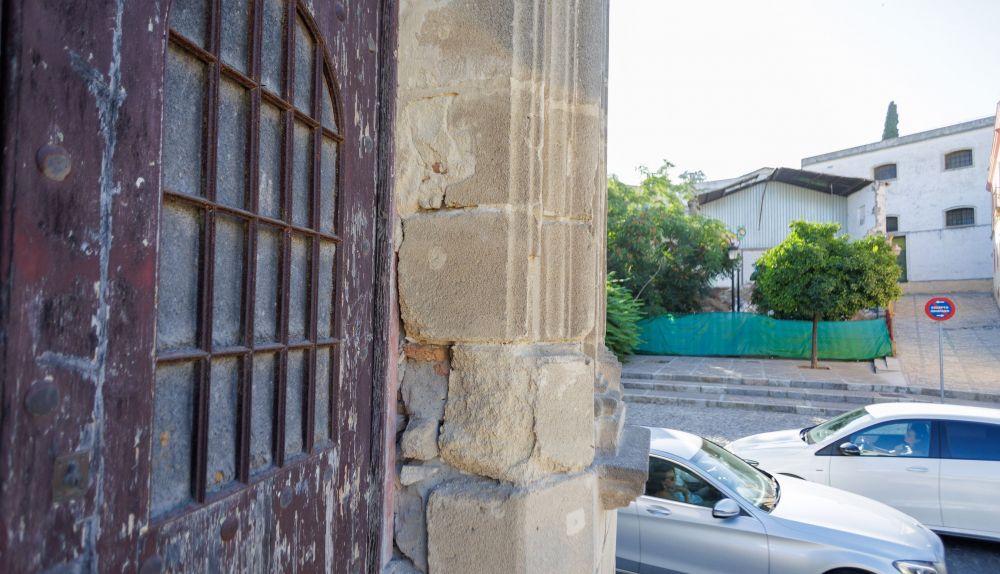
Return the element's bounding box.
[608,0,1000,184]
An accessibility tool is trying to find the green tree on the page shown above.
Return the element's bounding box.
[752,221,902,368]
[606,274,644,360]
[608,162,735,314]
[882,101,899,140]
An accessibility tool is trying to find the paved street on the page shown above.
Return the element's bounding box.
[894,292,1000,394]
[626,401,1000,573]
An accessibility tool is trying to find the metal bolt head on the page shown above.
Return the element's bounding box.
[52,452,90,502]
[220,515,239,541]
[24,380,60,416]
[36,144,72,182]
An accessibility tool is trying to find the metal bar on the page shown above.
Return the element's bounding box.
[283,0,295,105]
[275,101,294,468]
[191,0,224,503]
[162,190,343,243]
[304,36,324,454]
[239,0,264,485]
[157,348,211,363]
[169,30,218,64]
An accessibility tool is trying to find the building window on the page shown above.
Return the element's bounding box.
[886,216,898,232]
[857,205,865,226]
[945,150,973,170]
[945,208,975,227]
[873,164,897,181]
[153,0,342,518]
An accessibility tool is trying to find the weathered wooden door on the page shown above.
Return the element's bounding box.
[0,1,392,571]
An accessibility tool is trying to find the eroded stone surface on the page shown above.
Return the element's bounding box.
[398,209,531,342]
[438,344,594,484]
[427,473,597,574]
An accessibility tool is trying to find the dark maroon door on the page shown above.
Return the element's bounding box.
[0,1,389,571]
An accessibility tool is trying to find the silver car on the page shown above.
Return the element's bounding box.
[617,428,947,574]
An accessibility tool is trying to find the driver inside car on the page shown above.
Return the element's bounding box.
[891,423,929,457]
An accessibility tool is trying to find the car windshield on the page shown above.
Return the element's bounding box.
[805,407,872,445]
[689,438,777,512]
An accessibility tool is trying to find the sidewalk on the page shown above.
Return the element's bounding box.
[892,292,1000,395]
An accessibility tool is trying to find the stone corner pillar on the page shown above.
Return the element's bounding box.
[390,1,648,572]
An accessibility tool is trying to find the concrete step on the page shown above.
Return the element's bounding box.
[622,379,932,407]
[623,388,856,417]
[621,369,1000,405]
[874,356,902,373]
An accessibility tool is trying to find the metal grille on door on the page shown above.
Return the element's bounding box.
[154,0,342,519]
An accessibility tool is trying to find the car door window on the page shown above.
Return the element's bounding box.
[645,457,723,508]
[942,421,1000,461]
[849,420,933,457]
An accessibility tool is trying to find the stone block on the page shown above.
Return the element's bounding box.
[596,345,622,393]
[395,94,477,217]
[438,344,594,484]
[539,221,596,341]
[426,473,598,574]
[384,557,422,574]
[401,418,440,461]
[595,425,650,510]
[439,91,513,209]
[394,487,429,572]
[400,360,448,421]
[398,209,531,343]
[397,0,517,91]
[541,108,598,221]
[400,464,440,486]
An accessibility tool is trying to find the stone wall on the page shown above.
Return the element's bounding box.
[386,1,647,572]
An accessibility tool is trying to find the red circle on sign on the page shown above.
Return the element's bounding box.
[924,297,956,321]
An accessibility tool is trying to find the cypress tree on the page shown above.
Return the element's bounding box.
[882,101,899,140]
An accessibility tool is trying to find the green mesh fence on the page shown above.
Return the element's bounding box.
[636,312,892,360]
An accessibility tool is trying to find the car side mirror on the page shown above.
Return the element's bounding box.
[712,498,741,519]
[839,442,861,456]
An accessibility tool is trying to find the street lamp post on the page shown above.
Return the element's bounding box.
[728,240,740,313]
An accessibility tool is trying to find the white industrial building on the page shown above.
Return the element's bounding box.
[988,108,1000,309]
[696,167,873,287]
[802,116,995,291]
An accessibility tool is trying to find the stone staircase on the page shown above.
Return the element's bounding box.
[622,369,1000,417]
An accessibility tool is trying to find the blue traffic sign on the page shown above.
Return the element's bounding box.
[924,297,956,321]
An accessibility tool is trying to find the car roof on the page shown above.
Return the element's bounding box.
[865,402,1000,423]
[646,427,704,461]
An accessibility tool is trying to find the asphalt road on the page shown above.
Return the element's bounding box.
[625,402,1000,574]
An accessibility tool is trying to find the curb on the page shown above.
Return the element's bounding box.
[621,370,1000,405]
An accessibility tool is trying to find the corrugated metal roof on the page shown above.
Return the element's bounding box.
[696,167,871,205]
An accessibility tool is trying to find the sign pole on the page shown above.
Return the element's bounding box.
[923,296,955,403]
[938,320,944,403]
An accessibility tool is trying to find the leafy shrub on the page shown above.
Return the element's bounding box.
[608,162,735,314]
[606,275,644,360]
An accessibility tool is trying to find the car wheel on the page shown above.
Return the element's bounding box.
[824,569,877,574]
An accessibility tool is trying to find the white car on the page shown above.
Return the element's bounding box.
[727,402,1000,542]
[617,427,946,574]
